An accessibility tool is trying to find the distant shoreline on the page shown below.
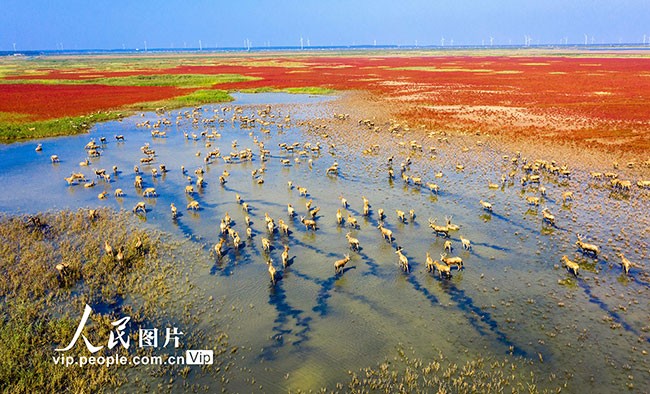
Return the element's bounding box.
[4,43,650,58]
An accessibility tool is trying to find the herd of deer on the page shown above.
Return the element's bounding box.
[46,103,641,286]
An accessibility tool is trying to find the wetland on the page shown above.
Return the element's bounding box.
[1,90,648,392]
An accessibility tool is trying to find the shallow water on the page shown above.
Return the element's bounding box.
[1,92,648,392]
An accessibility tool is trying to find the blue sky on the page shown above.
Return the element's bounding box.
[2,0,649,50]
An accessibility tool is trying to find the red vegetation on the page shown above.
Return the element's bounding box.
[3,54,650,152]
[0,84,188,120]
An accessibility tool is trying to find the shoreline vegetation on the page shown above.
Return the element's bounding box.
[0,209,163,392]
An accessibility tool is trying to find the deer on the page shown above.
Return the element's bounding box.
[297,186,308,196]
[377,223,393,242]
[426,182,439,194]
[377,208,385,220]
[281,245,290,268]
[345,232,360,251]
[267,259,277,285]
[170,203,177,218]
[428,218,449,237]
[142,187,157,197]
[326,162,339,175]
[55,262,70,277]
[300,216,317,231]
[214,238,225,258]
[561,255,579,276]
[51,155,60,163]
[309,206,321,218]
[480,200,493,211]
[104,240,114,258]
[539,186,547,196]
[64,176,76,185]
[132,236,143,255]
[396,210,407,223]
[187,201,200,210]
[617,253,633,275]
[426,252,451,278]
[262,237,271,252]
[220,219,229,235]
[362,196,370,208]
[444,216,459,231]
[576,234,599,256]
[526,196,540,206]
[287,204,295,217]
[339,195,348,208]
[541,207,555,225]
[395,248,410,273]
[441,253,463,270]
[346,215,358,228]
[98,191,108,200]
[336,209,343,225]
[460,236,471,250]
[133,202,146,214]
[278,219,289,235]
[233,234,242,250]
[561,191,574,203]
[444,240,453,253]
[114,188,124,197]
[334,254,351,274]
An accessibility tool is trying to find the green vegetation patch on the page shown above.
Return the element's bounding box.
[126,89,234,111]
[0,209,164,393]
[0,111,125,143]
[1,73,258,88]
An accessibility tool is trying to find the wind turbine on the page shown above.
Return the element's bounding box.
[490,36,494,46]
[199,40,202,51]
[584,33,588,45]
[441,37,445,47]
[300,36,303,50]
[144,40,147,52]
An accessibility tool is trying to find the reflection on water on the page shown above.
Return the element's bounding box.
[0,92,648,391]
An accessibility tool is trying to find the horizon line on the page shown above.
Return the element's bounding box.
[4,42,650,55]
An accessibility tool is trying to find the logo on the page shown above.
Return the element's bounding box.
[186,350,214,365]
